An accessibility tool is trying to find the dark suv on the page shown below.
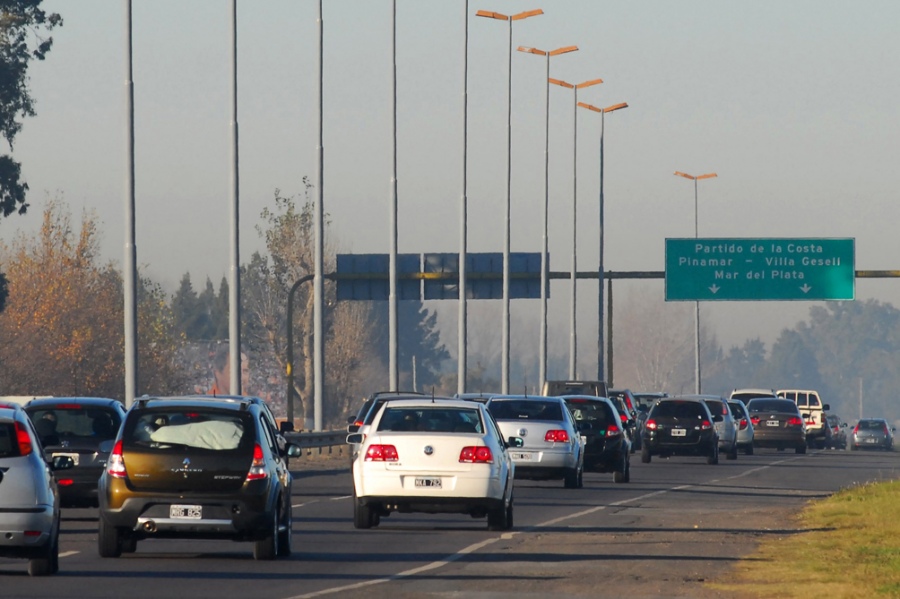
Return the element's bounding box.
[97,396,301,560]
[640,397,719,465]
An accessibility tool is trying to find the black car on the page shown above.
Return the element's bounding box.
[97,396,302,560]
[347,390,428,433]
[631,392,669,451]
[608,389,640,451]
[563,396,631,483]
[746,397,807,454]
[25,397,126,508]
[640,397,719,464]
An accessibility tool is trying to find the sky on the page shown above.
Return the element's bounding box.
[4,0,900,379]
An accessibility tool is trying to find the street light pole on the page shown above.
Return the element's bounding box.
[517,44,578,389]
[476,8,542,394]
[578,100,628,382]
[550,77,602,379]
[674,170,717,394]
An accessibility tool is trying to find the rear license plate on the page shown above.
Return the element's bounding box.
[766,420,780,427]
[170,504,202,519]
[866,438,877,444]
[414,477,442,488]
[52,452,79,466]
[511,452,536,461]
[670,428,686,437]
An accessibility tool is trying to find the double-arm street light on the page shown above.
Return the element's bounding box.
[674,170,718,394]
[517,44,578,389]
[577,100,628,383]
[476,7,542,394]
[550,76,603,379]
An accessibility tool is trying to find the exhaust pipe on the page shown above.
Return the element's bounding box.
[142,520,157,533]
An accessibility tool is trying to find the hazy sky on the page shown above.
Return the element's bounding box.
[5,0,900,377]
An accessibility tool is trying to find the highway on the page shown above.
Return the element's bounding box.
[3,447,897,598]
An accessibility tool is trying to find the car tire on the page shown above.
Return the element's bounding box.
[727,440,738,460]
[28,524,58,576]
[277,495,293,557]
[564,467,580,489]
[640,446,651,464]
[121,536,137,554]
[796,444,807,454]
[744,444,754,456]
[353,493,375,530]
[487,496,512,531]
[97,516,122,558]
[707,443,719,465]
[253,510,279,561]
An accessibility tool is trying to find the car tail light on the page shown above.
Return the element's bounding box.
[24,531,42,538]
[645,419,658,431]
[739,418,748,431]
[853,424,859,435]
[54,403,84,410]
[619,413,628,425]
[459,446,493,463]
[14,422,33,456]
[107,440,127,478]
[750,416,761,427]
[786,416,804,427]
[544,430,570,443]
[353,419,364,428]
[246,443,268,481]
[700,420,712,431]
[57,479,74,487]
[365,444,399,462]
[606,424,622,437]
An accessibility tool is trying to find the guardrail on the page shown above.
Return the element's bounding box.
[284,430,348,458]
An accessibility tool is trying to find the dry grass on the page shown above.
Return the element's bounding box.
[709,480,900,598]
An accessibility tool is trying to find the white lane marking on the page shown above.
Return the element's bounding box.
[331,495,352,500]
[59,551,78,558]
[291,500,320,509]
[286,456,804,599]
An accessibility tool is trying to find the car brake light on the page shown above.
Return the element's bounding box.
[750,416,761,427]
[14,422,33,456]
[544,430,570,443]
[459,446,493,463]
[353,420,364,427]
[606,424,621,436]
[786,417,803,427]
[619,413,628,424]
[365,444,399,461]
[645,419,657,431]
[700,420,712,430]
[246,443,268,481]
[53,403,85,410]
[107,440,127,478]
[57,479,74,487]
[739,418,748,430]
[853,424,859,434]
[24,531,42,538]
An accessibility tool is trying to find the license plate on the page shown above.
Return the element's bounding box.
[52,452,79,466]
[866,438,877,444]
[670,428,686,437]
[170,504,202,519]
[766,420,780,427]
[414,477,442,488]
[511,451,536,461]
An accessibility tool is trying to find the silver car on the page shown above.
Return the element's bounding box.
[850,418,895,451]
[486,395,585,489]
[728,399,755,455]
[0,402,74,576]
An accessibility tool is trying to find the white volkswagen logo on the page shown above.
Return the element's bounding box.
[518,428,528,437]
[423,445,434,456]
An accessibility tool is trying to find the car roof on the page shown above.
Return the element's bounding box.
[25,397,123,409]
[381,398,477,409]
[487,395,562,401]
[132,396,258,412]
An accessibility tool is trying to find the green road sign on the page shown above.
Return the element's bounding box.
[665,238,855,301]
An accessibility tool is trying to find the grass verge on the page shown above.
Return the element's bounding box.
[708,479,900,598]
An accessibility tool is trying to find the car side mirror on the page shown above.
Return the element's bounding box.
[507,436,524,448]
[285,443,303,458]
[346,433,364,445]
[279,421,295,434]
[822,404,831,411]
[347,424,360,433]
[50,455,75,471]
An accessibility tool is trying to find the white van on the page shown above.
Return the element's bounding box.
[776,389,830,449]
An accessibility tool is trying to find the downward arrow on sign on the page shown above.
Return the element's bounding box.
[800,284,812,293]
[709,285,720,294]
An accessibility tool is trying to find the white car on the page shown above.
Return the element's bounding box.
[486,395,585,488]
[347,398,519,530]
[0,402,74,576]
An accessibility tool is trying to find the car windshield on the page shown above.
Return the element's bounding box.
[377,407,483,433]
[489,400,563,421]
[747,399,799,414]
[125,409,252,451]
[652,401,706,419]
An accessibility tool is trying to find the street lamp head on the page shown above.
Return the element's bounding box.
[518,44,578,58]
[674,171,717,181]
[549,77,575,89]
[512,9,544,21]
[549,45,578,56]
[517,45,546,56]
[575,78,603,89]
[476,9,509,20]
[696,172,718,180]
[603,102,628,113]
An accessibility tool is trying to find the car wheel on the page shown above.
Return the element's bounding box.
[97,516,122,558]
[487,501,509,531]
[353,492,375,530]
[253,509,279,561]
[563,467,580,489]
[796,444,807,454]
[640,446,651,464]
[121,536,137,554]
[277,495,293,557]
[707,443,719,465]
[28,524,58,576]
[744,444,754,456]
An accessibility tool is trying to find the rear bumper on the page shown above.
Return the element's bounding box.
[0,506,55,558]
[357,494,505,515]
[753,430,806,448]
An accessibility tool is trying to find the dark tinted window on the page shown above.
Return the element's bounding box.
[0,423,22,457]
[124,409,253,452]
[377,407,483,433]
[489,400,563,421]
[858,419,887,431]
[747,399,800,414]
[728,403,746,419]
[27,406,121,440]
[565,400,614,427]
[702,400,727,416]
[651,401,707,419]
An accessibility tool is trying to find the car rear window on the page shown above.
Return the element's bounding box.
[377,407,483,433]
[565,400,614,427]
[489,400,563,421]
[124,409,253,451]
[702,400,727,416]
[652,401,706,419]
[858,420,886,431]
[728,403,746,419]
[27,406,121,440]
[0,423,23,457]
[747,399,799,414]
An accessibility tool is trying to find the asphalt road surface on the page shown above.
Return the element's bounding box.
[3,447,897,599]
